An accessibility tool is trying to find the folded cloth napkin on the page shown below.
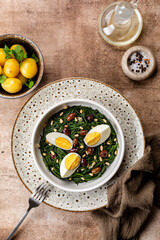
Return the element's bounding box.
[92,133,160,240]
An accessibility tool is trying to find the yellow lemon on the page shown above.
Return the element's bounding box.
[16,72,27,85]
[4,59,20,78]
[20,58,38,78]
[10,44,27,54]
[0,48,7,66]
[0,65,2,75]
[1,78,22,93]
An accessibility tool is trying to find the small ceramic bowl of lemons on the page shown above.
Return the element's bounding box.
[0,34,44,99]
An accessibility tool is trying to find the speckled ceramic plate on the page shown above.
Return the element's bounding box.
[11,78,145,211]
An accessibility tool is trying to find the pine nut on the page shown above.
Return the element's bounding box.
[100,145,103,151]
[89,173,93,176]
[50,151,55,155]
[63,105,68,109]
[105,162,110,165]
[60,119,63,123]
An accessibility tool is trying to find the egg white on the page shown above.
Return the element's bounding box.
[46,132,73,150]
[84,124,111,147]
[60,153,81,178]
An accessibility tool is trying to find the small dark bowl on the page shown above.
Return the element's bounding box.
[0,34,44,99]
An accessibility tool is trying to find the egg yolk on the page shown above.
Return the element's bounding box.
[65,154,80,170]
[55,137,71,150]
[85,132,101,146]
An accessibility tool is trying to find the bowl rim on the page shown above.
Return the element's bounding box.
[0,33,44,99]
[32,98,125,192]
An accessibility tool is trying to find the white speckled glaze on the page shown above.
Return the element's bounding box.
[11,78,145,211]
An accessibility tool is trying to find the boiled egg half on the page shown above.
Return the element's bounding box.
[60,153,81,178]
[46,132,73,150]
[84,124,111,147]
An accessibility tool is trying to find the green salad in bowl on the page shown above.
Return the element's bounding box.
[40,105,118,184]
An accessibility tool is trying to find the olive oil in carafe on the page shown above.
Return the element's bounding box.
[103,0,140,42]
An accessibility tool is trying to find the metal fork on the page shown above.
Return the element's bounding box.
[6,182,50,240]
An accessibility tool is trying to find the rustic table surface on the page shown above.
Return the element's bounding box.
[0,0,160,239]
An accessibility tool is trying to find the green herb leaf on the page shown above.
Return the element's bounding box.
[3,44,12,59]
[0,74,7,83]
[24,53,28,59]
[25,79,35,89]
[32,53,39,62]
[13,46,27,62]
[3,45,28,62]
[28,80,34,88]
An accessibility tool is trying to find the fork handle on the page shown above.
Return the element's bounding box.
[6,208,30,240]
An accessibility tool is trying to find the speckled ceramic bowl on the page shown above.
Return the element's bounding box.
[0,34,44,99]
[32,99,125,192]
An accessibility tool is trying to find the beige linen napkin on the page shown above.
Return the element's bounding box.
[93,133,160,240]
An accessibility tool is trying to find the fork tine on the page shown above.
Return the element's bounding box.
[33,183,50,201]
[43,185,51,194]
[41,185,50,196]
[38,185,50,202]
[36,184,50,201]
[36,182,46,191]
[32,182,46,198]
[36,182,44,191]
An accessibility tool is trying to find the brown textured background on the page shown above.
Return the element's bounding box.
[0,0,160,239]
